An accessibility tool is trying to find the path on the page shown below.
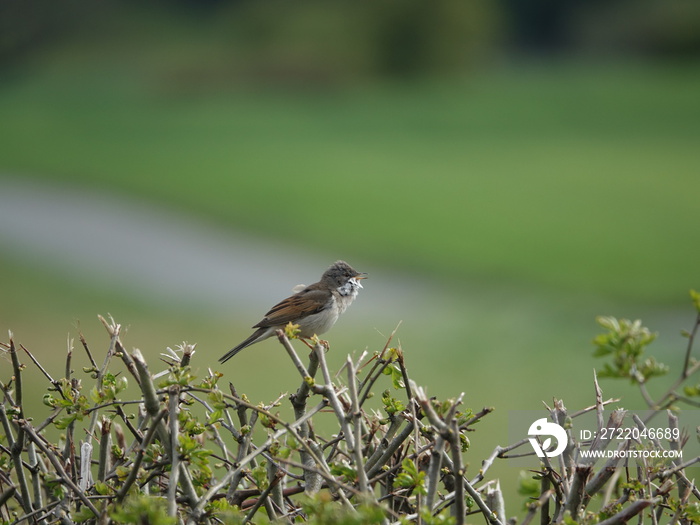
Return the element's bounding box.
[0,176,442,324]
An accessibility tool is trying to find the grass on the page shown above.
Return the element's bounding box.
[1,60,699,302]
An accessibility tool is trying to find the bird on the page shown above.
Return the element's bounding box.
[219,260,367,363]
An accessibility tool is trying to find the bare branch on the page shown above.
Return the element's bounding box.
[168,386,180,518]
[448,419,466,525]
[20,421,101,518]
[596,498,660,525]
[347,355,370,494]
[115,408,168,503]
[6,336,32,516]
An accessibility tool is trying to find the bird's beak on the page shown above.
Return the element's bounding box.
[354,273,368,288]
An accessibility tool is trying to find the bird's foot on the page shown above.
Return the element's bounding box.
[301,336,330,351]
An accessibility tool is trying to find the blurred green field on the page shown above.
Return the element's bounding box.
[2,56,700,512]
[1,62,699,301]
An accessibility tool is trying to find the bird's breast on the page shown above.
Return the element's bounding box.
[297,297,340,337]
[297,284,360,338]
[334,288,357,315]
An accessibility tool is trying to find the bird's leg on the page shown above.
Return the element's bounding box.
[301,336,330,352]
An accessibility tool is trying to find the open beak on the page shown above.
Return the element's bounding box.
[354,273,368,288]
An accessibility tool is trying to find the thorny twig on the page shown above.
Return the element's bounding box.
[3,307,700,525]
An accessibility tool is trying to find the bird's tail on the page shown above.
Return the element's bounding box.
[219,328,268,363]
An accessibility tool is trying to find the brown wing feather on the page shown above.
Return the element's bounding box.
[253,287,330,328]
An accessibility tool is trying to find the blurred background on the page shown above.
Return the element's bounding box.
[1,0,700,512]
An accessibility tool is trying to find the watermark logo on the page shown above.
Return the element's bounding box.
[528,418,568,458]
[509,410,699,468]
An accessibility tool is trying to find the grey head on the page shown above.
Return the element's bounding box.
[321,260,367,296]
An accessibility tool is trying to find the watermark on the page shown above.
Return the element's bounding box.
[527,418,568,458]
[507,410,700,470]
[578,448,682,460]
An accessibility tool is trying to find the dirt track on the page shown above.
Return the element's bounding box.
[0,176,439,323]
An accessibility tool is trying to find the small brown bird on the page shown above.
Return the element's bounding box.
[219,261,366,363]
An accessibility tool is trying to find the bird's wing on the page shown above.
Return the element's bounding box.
[253,288,330,328]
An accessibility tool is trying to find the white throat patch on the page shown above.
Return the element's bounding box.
[338,277,362,297]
